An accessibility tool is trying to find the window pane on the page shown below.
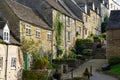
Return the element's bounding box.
[4,32,6,40]
[11,57,16,68]
[68,32,70,41]
[0,57,3,69]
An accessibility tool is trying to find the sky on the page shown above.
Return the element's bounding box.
[116,0,120,4]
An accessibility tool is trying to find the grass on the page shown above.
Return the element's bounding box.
[108,64,120,75]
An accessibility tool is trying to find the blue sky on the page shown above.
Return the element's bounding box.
[116,0,120,4]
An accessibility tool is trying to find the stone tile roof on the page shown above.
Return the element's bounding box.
[16,0,78,26]
[74,0,90,15]
[46,0,73,18]
[60,0,83,20]
[107,10,120,30]
[5,0,52,30]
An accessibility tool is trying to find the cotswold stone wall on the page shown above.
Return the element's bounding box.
[106,30,120,58]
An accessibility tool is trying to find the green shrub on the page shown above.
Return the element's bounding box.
[47,63,53,69]
[82,49,92,56]
[73,77,81,80]
[38,73,48,80]
[83,68,90,76]
[109,57,120,65]
[34,57,49,69]
[23,70,37,80]
[76,55,85,60]
[75,39,93,55]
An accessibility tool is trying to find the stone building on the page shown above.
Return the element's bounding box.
[0,0,52,69]
[0,17,23,80]
[106,10,120,58]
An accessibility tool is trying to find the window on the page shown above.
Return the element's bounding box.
[25,24,31,36]
[60,15,63,22]
[67,17,70,26]
[11,57,16,69]
[111,3,113,8]
[3,32,9,43]
[67,32,71,42]
[86,16,88,22]
[0,57,3,70]
[85,29,87,35]
[78,27,81,34]
[47,31,52,40]
[36,28,40,38]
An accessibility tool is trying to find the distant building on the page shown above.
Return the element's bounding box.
[106,10,120,58]
[108,0,120,14]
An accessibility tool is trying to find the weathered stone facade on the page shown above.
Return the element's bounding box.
[106,30,120,58]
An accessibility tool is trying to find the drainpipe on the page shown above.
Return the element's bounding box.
[5,43,9,80]
[83,22,85,39]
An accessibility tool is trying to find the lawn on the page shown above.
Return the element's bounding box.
[108,64,120,75]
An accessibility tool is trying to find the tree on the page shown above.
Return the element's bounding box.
[101,16,109,33]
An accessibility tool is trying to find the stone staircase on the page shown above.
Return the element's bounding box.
[93,48,106,59]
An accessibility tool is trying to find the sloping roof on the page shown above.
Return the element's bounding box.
[74,0,90,15]
[107,10,120,30]
[46,0,73,18]
[16,0,79,26]
[5,0,52,30]
[0,21,6,29]
[0,21,20,45]
[60,0,83,20]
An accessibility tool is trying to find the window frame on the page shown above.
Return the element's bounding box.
[67,31,71,42]
[47,31,52,41]
[36,28,41,38]
[11,57,16,69]
[25,24,31,36]
[67,17,70,26]
[0,57,3,70]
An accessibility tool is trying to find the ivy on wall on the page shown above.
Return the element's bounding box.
[54,12,64,57]
[21,37,41,55]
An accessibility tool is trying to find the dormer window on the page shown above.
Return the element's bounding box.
[97,8,99,14]
[103,0,105,4]
[3,24,10,43]
[85,4,87,13]
[93,3,95,10]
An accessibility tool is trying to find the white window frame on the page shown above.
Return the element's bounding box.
[25,24,31,36]
[0,57,3,70]
[36,28,41,38]
[67,31,71,42]
[11,57,16,69]
[47,31,52,40]
[67,17,70,26]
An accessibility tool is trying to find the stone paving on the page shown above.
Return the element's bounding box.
[62,59,118,80]
[90,72,118,80]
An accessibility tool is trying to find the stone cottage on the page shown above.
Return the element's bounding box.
[106,10,120,59]
[0,17,23,80]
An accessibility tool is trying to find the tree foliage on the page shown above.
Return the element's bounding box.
[101,16,109,33]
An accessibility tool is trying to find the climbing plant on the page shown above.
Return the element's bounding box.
[21,37,41,54]
[54,12,64,57]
